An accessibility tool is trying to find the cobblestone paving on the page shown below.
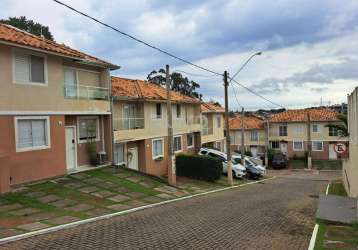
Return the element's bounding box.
[0,171,339,250]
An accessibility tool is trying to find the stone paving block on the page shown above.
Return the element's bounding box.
[92,190,115,198]
[124,200,148,207]
[17,222,50,231]
[126,176,142,183]
[9,208,41,216]
[139,181,156,188]
[108,194,130,202]
[65,204,94,212]
[37,195,61,203]
[50,199,77,208]
[11,186,30,193]
[0,203,23,212]
[126,192,147,199]
[86,208,112,217]
[70,173,91,180]
[46,216,80,225]
[107,204,131,211]
[28,212,58,222]
[85,177,104,184]
[78,186,99,194]
[96,181,117,189]
[24,191,47,198]
[155,193,174,199]
[154,186,178,194]
[114,187,131,193]
[101,168,117,174]
[64,182,86,189]
[142,196,163,203]
[173,191,187,197]
[115,172,132,178]
[53,177,72,184]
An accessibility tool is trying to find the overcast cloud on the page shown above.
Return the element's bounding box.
[2,0,358,110]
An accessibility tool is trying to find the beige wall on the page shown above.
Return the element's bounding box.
[201,113,225,144]
[0,44,110,113]
[230,129,265,147]
[344,87,358,197]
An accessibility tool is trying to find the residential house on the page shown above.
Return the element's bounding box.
[268,108,348,160]
[0,24,119,193]
[229,115,265,157]
[111,77,201,177]
[201,102,225,151]
[343,87,358,197]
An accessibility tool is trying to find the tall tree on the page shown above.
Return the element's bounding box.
[325,114,349,137]
[147,69,202,99]
[0,16,54,41]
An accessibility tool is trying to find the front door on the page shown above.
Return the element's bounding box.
[127,147,138,170]
[280,142,288,156]
[251,146,258,157]
[329,143,337,160]
[65,127,77,170]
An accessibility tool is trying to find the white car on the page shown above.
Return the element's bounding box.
[198,148,246,178]
[232,154,266,175]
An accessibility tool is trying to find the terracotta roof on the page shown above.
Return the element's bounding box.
[229,115,264,130]
[201,102,225,113]
[0,24,119,69]
[111,76,201,103]
[269,108,340,122]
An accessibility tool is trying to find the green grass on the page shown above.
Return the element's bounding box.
[313,160,342,170]
[314,219,327,250]
[288,159,306,169]
[328,181,347,196]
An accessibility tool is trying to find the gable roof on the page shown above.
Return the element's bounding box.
[229,115,264,130]
[0,24,119,70]
[201,102,225,113]
[111,76,200,104]
[269,108,340,122]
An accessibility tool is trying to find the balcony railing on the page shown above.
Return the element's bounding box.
[64,84,109,100]
[114,118,145,131]
[186,115,201,125]
[202,127,213,136]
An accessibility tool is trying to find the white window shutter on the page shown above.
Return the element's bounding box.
[14,53,30,83]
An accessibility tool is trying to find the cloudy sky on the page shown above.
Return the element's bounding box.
[2,0,358,110]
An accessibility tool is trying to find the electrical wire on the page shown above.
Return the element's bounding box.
[174,70,219,78]
[230,83,243,109]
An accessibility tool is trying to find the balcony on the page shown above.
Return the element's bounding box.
[114,118,145,131]
[202,127,213,136]
[186,115,201,125]
[64,84,109,100]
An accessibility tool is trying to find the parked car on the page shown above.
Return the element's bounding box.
[198,148,246,178]
[271,153,287,169]
[232,154,266,178]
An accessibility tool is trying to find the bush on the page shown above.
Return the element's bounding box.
[244,151,253,157]
[176,154,222,182]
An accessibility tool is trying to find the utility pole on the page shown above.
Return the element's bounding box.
[240,107,245,166]
[264,119,269,168]
[166,65,176,185]
[307,111,312,169]
[224,71,233,186]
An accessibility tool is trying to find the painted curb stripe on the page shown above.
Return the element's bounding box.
[0,176,276,245]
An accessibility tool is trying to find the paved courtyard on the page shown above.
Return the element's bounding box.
[0,170,339,250]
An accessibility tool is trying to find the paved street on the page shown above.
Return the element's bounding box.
[0,171,340,250]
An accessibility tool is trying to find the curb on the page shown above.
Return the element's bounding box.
[0,176,276,245]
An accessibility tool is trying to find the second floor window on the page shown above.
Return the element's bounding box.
[250,131,258,141]
[155,103,162,119]
[176,104,181,118]
[329,127,338,136]
[14,52,46,85]
[312,124,320,133]
[279,125,287,136]
[216,116,221,128]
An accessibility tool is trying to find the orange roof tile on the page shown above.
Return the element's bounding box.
[201,102,225,113]
[0,24,118,69]
[269,108,340,122]
[111,76,201,103]
[229,115,264,130]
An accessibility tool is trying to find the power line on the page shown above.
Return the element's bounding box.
[52,0,222,77]
[230,82,243,109]
[174,70,219,78]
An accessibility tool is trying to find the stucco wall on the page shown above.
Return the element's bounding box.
[201,113,225,144]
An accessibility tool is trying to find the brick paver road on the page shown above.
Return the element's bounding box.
[0,171,340,250]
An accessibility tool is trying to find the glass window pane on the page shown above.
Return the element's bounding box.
[18,120,32,148]
[30,55,45,83]
[31,120,47,146]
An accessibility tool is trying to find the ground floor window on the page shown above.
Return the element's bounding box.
[293,141,303,151]
[312,141,323,151]
[271,141,280,149]
[187,133,194,147]
[78,116,99,142]
[152,138,164,159]
[115,143,125,165]
[214,141,222,151]
[15,116,50,152]
[173,135,182,152]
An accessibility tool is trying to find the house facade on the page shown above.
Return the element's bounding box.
[229,115,265,157]
[268,108,348,160]
[343,87,358,197]
[201,102,225,152]
[111,77,201,177]
[0,24,118,193]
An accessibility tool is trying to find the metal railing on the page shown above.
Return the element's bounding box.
[114,118,145,131]
[202,127,214,136]
[186,115,201,125]
[64,84,109,100]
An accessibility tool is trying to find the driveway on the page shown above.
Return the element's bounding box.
[0,170,340,250]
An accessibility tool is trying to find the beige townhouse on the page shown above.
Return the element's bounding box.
[0,24,119,193]
[111,76,202,177]
[268,108,348,160]
[229,115,265,157]
[343,87,358,197]
[201,102,225,151]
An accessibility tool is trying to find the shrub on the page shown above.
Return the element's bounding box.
[176,154,222,182]
[245,151,253,157]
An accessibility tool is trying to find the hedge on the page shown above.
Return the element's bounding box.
[176,154,222,182]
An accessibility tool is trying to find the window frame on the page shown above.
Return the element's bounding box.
[271,141,280,149]
[152,137,164,159]
[173,135,182,153]
[278,125,287,136]
[250,130,259,141]
[14,116,51,152]
[187,133,194,148]
[293,140,304,151]
[12,49,48,86]
[115,142,126,165]
[312,141,324,151]
[312,124,320,133]
[153,103,163,120]
[329,127,338,136]
[176,104,181,118]
[216,115,221,128]
[77,116,100,143]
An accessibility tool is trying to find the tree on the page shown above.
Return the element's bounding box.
[147,69,202,99]
[325,114,348,137]
[0,16,54,41]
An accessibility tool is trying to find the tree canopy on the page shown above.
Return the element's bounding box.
[147,69,202,99]
[0,16,54,41]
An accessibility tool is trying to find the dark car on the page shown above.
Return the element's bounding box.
[271,153,287,169]
[244,164,262,179]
